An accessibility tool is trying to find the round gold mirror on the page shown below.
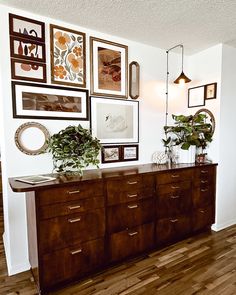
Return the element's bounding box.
[15,122,50,155]
[194,108,215,136]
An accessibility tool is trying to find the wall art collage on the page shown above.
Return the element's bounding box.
[188,82,217,108]
[9,13,140,163]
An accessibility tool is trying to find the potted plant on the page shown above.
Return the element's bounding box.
[163,113,213,163]
[47,125,101,174]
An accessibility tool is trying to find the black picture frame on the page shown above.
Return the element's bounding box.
[101,145,122,163]
[122,144,139,161]
[204,82,217,100]
[188,85,205,108]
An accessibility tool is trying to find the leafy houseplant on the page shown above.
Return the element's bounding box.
[47,125,101,174]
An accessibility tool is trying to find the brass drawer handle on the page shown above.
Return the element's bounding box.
[127,181,138,185]
[200,209,205,214]
[70,248,82,255]
[68,189,80,195]
[170,195,180,199]
[68,205,81,210]
[128,204,138,209]
[201,170,208,174]
[171,185,180,189]
[127,193,138,198]
[171,174,180,178]
[128,231,138,236]
[201,180,208,184]
[170,218,178,223]
[201,188,208,192]
[68,217,81,223]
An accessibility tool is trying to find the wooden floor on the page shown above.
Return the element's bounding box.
[1,197,236,294]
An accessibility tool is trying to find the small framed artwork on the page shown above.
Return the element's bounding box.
[90,96,139,144]
[11,59,46,83]
[204,83,217,99]
[12,81,89,120]
[50,24,86,88]
[9,13,45,43]
[10,36,46,62]
[90,37,128,98]
[101,145,121,163]
[188,86,205,108]
[122,145,139,161]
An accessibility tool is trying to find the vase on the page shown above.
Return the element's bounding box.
[174,145,196,164]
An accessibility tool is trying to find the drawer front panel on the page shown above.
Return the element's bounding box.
[193,206,214,231]
[156,215,191,244]
[157,190,192,218]
[38,181,103,206]
[39,196,104,219]
[156,169,193,185]
[157,181,191,195]
[192,186,214,208]
[42,238,104,288]
[194,166,216,183]
[107,198,155,233]
[109,222,154,262]
[39,208,105,253]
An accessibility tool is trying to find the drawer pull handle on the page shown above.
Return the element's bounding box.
[68,217,81,223]
[127,181,138,185]
[201,188,208,192]
[200,210,205,214]
[171,185,180,189]
[127,193,138,198]
[68,190,80,195]
[201,170,208,174]
[171,174,180,178]
[128,231,138,236]
[71,249,82,255]
[68,205,81,210]
[170,195,180,199]
[128,204,138,209]
[201,180,208,184]
[170,219,178,223]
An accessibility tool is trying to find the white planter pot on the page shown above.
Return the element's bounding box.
[174,145,196,164]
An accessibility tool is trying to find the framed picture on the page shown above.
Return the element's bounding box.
[101,145,121,163]
[10,36,46,62]
[90,37,128,98]
[50,24,86,88]
[11,59,46,83]
[12,81,89,120]
[9,13,45,43]
[90,96,139,144]
[188,86,205,108]
[122,144,139,161]
[205,83,217,99]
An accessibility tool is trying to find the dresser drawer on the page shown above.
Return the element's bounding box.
[157,190,192,219]
[156,169,193,185]
[157,180,191,195]
[108,222,154,262]
[107,198,155,233]
[38,181,103,206]
[39,196,105,219]
[192,185,214,208]
[193,206,215,231]
[39,208,105,253]
[156,215,191,244]
[194,166,216,187]
[41,238,104,288]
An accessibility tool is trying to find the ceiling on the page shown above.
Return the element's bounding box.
[2,0,236,54]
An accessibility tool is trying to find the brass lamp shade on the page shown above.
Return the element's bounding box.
[174,71,191,84]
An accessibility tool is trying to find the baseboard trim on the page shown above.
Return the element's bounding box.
[211,218,236,232]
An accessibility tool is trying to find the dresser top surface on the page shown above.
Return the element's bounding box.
[9,162,217,192]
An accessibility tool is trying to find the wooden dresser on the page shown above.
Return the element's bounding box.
[9,163,217,294]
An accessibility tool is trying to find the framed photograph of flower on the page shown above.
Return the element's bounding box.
[90,37,128,98]
[204,82,217,100]
[90,96,139,143]
[50,24,86,88]
[12,81,89,120]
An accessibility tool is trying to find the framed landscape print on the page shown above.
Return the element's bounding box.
[122,144,139,161]
[188,86,205,108]
[12,81,88,120]
[90,96,139,143]
[50,24,86,88]
[90,37,128,98]
[101,145,121,163]
[204,82,217,99]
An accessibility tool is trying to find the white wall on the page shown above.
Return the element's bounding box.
[0,4,185,274]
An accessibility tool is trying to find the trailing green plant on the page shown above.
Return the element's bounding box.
[46,125,101,174]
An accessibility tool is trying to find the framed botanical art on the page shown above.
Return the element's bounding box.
[122,144,139,161]
[50,24,86,87]
[90,37,128,98]
[101,145,122,163]
[204,82,217,99]
[12,81,89,120]
[9,13,45,42]
[188,85,205,108]
[90,96,139,143]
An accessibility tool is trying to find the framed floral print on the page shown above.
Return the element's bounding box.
[204,82,217,100]
[50,24,86,88]
[90,37,128,98]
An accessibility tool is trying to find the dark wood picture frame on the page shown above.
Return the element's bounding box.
[122,144,139,161]
[9,13,45,43]
[12,81,89,120]
[204,83,217,100]
[50,24,86,88]
[11,59,47,83]
[188,85,205,108]
[101,145,122,163]
[129,61,140,99]
[90,36,128,98]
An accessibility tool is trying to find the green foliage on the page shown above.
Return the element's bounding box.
[46,125,101,174]
[163,113,213,151]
